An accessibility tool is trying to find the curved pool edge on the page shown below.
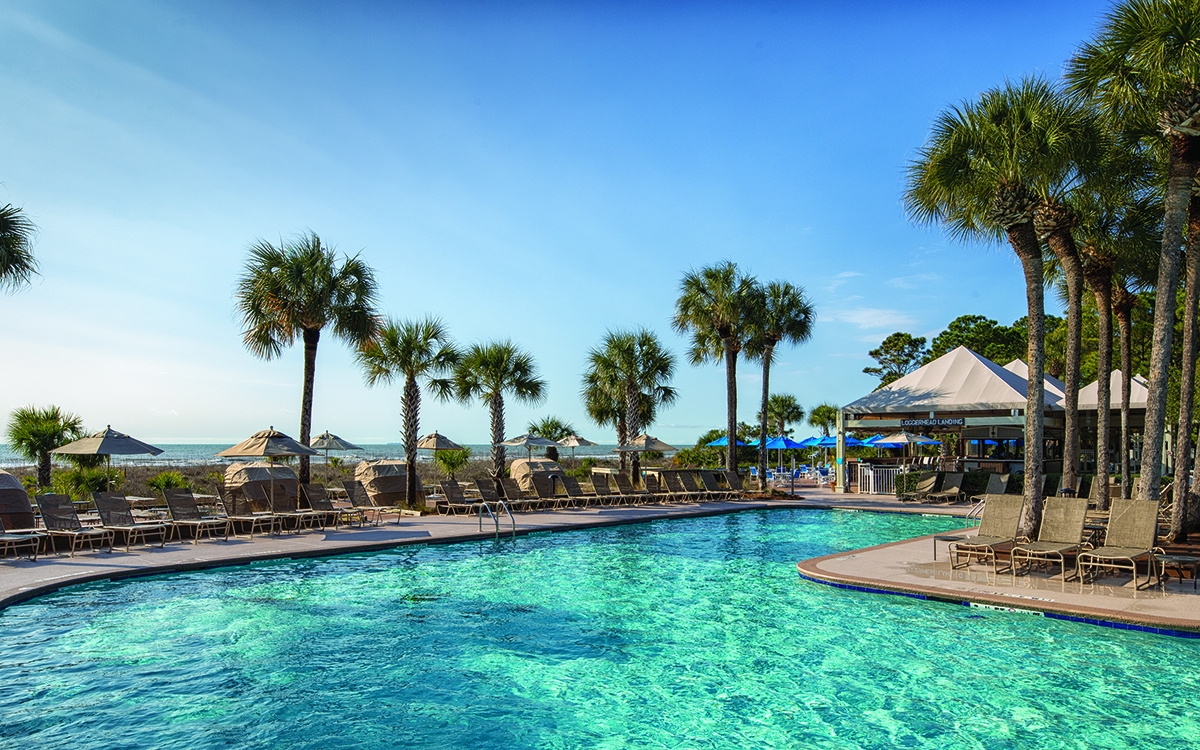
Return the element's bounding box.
[796,536,1200,639]
[0,499,808,611]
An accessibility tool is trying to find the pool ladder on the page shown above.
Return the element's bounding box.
[477,499,516,540]
[965,498,985,527]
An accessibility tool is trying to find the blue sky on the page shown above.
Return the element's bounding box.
[0,0,1113,445]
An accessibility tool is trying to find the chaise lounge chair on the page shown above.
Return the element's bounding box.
[1010,496,1089,580]
[699,471,737,500]
[589,473,618,507]
[436,480,478,516]
[217,486,280,538]
[93,492,171,551]
[925,472,966,504]
[899,472,938,503]
[948,494,1026,573]
[560,476,597,508]
[0,517,45,561]
[164,488,231,543]
[970,473,1009,504]
[1076,497,1162,590]
[35,494,114,556]
[301,483,362,529]
[661,472,699,503]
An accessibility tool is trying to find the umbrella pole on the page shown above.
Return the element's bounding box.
[107,454,112,492]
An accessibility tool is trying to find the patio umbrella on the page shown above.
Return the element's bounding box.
[501,433,562,461]
[615,434,677,453]
[415,431,463,451]
[556,434,598,467]
[706,436,747,447]
[51,425,164,491]
[309,431,363,483]
[216,427,318,508]
[764,435,806,469]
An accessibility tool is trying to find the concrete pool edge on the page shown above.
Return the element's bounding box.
[796,534,1200,639]
[0,499,808,610]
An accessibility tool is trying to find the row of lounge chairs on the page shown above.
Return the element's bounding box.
[433,470,745,515]
[948,494,1165,589]
[900,471,1004,504]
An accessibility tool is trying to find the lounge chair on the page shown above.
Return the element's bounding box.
[699,471,737,500]
[970,473,1008,504]
[948,494,1026,573]
[723,470,744,494]
[644,474,670,504]
[531,475,566,509]
[0,486,41,533]
[1076,498,1162,589]
[589,473,618,506]
[499,477,540,511]
[342,480,398,525]
[164,488,231,543]
[560,476,596,508]
[612,473,654,504]
[925,472,966,504]
[474,479,511,513]
[436,480,478,516]
[661,472,698,503]
[301,483,360,529]
[217,486,280,538]
[35,494,114,556]
[899,472,937,502]
[1011,497,1089,580]
[244,483,315,533]
[678,471,708,501]
[93,492,171,551]
[0,517,45,561]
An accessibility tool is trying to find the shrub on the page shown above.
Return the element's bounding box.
[147,470,191,493]
[51,467,123,500]
[434,448,472,480]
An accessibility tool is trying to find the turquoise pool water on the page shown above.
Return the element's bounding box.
[2,509,1198,749]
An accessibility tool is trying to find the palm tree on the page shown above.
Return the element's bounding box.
[905,78,1086,536]
[527,416,576,462]
[808,403,839,438]
[1112,279,1142,499]
[0,204,38,292]
[761,393,805,438]
[6,406,84,488]
[673,262,759,472]
[454,341,547,478]
[1067,0,1200,504]
[356,317,460,507]
[235,232,379,484]
[580,365,660,469]
[581,330,677,482]
[745,281,815,489]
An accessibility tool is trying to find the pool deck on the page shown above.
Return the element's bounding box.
[0,497,808,609]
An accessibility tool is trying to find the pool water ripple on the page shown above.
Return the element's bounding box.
[1,509,1198,749]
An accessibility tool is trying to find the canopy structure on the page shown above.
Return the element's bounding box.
[1078,370,1150,410]
[1003,360,1066,407]
[416,432,463,451]
[355,460,413,507]
[51,425,164,490]
[0,470,34,531]
[217,428,317,506]
[510,458,567,493]
[224,461,299,500]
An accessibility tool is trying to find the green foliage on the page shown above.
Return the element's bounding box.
[581,329,677,446]
[51,467,123,501]
[0,203,39,292]
[566,457,599,478]
[5,405,86,487]
[808,404,839,438]
[147,470,190,493]
[528,415,576,462]
[863,333,928,388]
[434,448,471,480]
[674,447,720,468]
[925,315,1025,365]
[760,393,804,437]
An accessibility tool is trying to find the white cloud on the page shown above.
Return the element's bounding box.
[886,273,942,290]
[828,307,917,330]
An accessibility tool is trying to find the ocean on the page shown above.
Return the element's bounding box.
[0,443,623,470]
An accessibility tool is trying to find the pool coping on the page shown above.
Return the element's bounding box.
[0,499,807,610]
[796,532,1200,639]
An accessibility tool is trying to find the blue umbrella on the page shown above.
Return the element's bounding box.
[764,436,806,450]
[861,434,885,445]
[706,436,748,447]
[813,436,838,448]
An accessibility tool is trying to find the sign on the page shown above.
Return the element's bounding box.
[899,418,965,428]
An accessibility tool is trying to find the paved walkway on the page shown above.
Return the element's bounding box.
[0,498,805,609]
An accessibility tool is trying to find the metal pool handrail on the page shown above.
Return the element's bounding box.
[476,500,516,540]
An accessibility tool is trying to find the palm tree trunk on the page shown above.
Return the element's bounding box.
[490,391,506,479]
[38,451,51,488]
[1172,196,1200,540]
[1047,230,1084,494]
[625,382,641,486]
[1008,223,1045,539]
[403,373,421,509]
[1138,134,1200,504]
[724,339,738,473]
[758,344,775,492]
[298,327,320,485]
[1115,291,1135,500]
[616,415,628,471]
[1091,278,1113,512]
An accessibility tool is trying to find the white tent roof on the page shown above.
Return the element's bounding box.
[1078,370,1149,410]
[844,346,1060,414]
[1003,360,1066,406]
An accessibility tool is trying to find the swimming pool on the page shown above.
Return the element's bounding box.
[1,509,1198,749]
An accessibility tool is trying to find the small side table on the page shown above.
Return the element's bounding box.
[933,534,966,561]
[1155,554,1200,590]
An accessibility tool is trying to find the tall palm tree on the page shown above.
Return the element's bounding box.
[761,393,805,438]
[527,415,576,462]
[580,366,660,469]
[235,232,379,484]
[1112,279,1142,499]
[581,330,677,482]
[905,78,1086,536]
[673,262,759,472]
[454,341,547,478]
[1067,0,1200,503]
[808,403,839,438]
[745,281,815,489]
[0,205,38,292]
[6,406,83,488]
[1173,184,1200,539]
[356,317,460,507]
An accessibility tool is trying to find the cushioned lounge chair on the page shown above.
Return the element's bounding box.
[948,494,1026,573]
[926,472,966,504]
[164,488,231,543]
[899,472,938,502]
[0,517,45,561]
[35,494,114,556]
[1011,496,1089,580]
[1077,498,1162,590]
[93,492,171,551]
[217,486,279,538]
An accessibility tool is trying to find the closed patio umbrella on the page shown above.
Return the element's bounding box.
[217,427,318,508]
[51,425,164,491]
